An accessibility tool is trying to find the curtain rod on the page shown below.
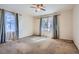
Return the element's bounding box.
[0,8,22,16]
[35,13,60,18]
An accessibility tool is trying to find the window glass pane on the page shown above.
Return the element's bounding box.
[41,16,53,31]
[48,16,53,31]
[5,11,16,32]
[41,17,48,31]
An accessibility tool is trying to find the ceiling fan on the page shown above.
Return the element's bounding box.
[31,4,46,12]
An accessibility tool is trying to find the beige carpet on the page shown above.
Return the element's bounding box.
[0,36,78,54]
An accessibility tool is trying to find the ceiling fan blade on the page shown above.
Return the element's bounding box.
[32,4,36,5]
[30,6,35,8]
[41,8,46,11]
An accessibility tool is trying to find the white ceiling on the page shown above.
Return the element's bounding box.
[0,4,73,16]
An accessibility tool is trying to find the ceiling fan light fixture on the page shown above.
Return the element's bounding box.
[31,4,46,12]
[36,8,41,11]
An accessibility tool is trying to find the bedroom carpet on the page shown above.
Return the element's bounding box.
[0,36,78,54]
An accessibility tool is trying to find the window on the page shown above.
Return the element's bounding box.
[41,16,53,32]
[5,11,16,32]
[41,17,48,31]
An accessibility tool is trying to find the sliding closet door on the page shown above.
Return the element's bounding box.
[4,11,18,41]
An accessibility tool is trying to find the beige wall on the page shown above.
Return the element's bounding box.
[34,9,73,40]
[19,14,34,38]
[73,5,79,49]
[0,5,34,38]
[33,17,40,35]
[58,9,73,40]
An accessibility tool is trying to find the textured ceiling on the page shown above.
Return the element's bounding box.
[0,4,73,16]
